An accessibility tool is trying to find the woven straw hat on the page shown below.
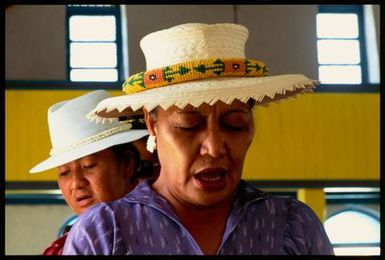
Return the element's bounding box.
[29,90,148,173]
[88,23,317,121]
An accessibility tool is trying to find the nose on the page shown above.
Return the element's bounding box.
[200,121,226,158]
[70,169,88,190]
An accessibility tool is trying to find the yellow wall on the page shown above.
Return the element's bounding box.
[244,92,379,180]
[6,90,379,182]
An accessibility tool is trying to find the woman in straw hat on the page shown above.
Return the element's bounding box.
[29,90,158,255]
[63,23,333,255]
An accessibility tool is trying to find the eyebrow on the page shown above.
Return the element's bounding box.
[176,110,200,115]
[222,109,250,116]
[176,109,250,117]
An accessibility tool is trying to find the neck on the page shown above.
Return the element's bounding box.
[152,179,234,255]
[179,201,231,255]
[176,199,232,223]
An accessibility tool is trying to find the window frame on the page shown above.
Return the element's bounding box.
[316,5,379,93]
[65,5,124,84]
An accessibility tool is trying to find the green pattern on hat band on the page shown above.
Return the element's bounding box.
[123,58,268,94]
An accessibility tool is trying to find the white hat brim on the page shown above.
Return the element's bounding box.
[29,129,148,173]
[88,74,317,121]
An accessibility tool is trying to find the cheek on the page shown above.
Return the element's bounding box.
[89,179,112,201]
[157,129,196,172]
[227,132,254,164]
[58,179,75,207]
[92,172,117,190]
[58,179,70,197]
[91,167,127,200]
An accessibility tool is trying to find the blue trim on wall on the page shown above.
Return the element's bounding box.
[5,180,379,205]
[6,187,379,205]
[326,192,380,204]
[6,193,67,205]
[6,181,59,190]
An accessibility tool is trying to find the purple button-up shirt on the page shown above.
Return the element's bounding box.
[63,180,334,255]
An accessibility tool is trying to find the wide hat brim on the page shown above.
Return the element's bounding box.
[29,129,148,173]
[88,74,317,121]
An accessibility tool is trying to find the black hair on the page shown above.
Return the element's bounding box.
[247,98,256,109]
[109,142,140,168]
[118,116,147,129]
[109,142,155,181]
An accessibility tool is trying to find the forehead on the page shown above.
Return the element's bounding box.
[57,150,107,168]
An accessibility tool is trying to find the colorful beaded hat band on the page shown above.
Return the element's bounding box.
[123,58,268,94]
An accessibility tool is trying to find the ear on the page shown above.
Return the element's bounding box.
[143,108,156,136]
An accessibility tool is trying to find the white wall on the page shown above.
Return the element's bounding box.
[238,5,318,78]
[5,5,66,80]
[5,5,321,80]
[5,204,73,255]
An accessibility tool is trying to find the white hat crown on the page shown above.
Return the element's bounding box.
[140,23,249,70]
[48,90,120,153]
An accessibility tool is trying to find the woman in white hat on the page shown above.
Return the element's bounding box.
[63,23,333,255]
[29,90,157,255]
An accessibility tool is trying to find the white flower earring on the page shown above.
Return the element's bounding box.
[146,135,157,153]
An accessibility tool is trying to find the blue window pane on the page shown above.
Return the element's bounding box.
[70,43,117,68]
[317,14,359,38]
[69,15,116,41]
[70,69,118,82]
[317,39,360,64]
[319,65,361,84]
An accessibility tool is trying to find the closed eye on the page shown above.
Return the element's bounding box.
[176,124,202,131]
[58,171,70,177]
[221,111,251,132]
[83,163,96,169]
[223,124,247,131]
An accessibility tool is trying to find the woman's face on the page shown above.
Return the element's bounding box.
[146,100,254,208]
[57,149,134,215]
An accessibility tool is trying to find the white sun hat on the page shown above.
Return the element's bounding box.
[87,23,317,121]
[29,90,148,173]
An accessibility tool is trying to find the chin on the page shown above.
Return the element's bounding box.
[194,190,232,207]
[75,209,85,215]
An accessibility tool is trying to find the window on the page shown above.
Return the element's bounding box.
[66,5,122,82]
[324,187,380,256]
[324,207,380,255]
[316,5,367,85]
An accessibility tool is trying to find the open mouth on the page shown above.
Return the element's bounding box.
[194,167,227,190]
[76,195,93,206]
